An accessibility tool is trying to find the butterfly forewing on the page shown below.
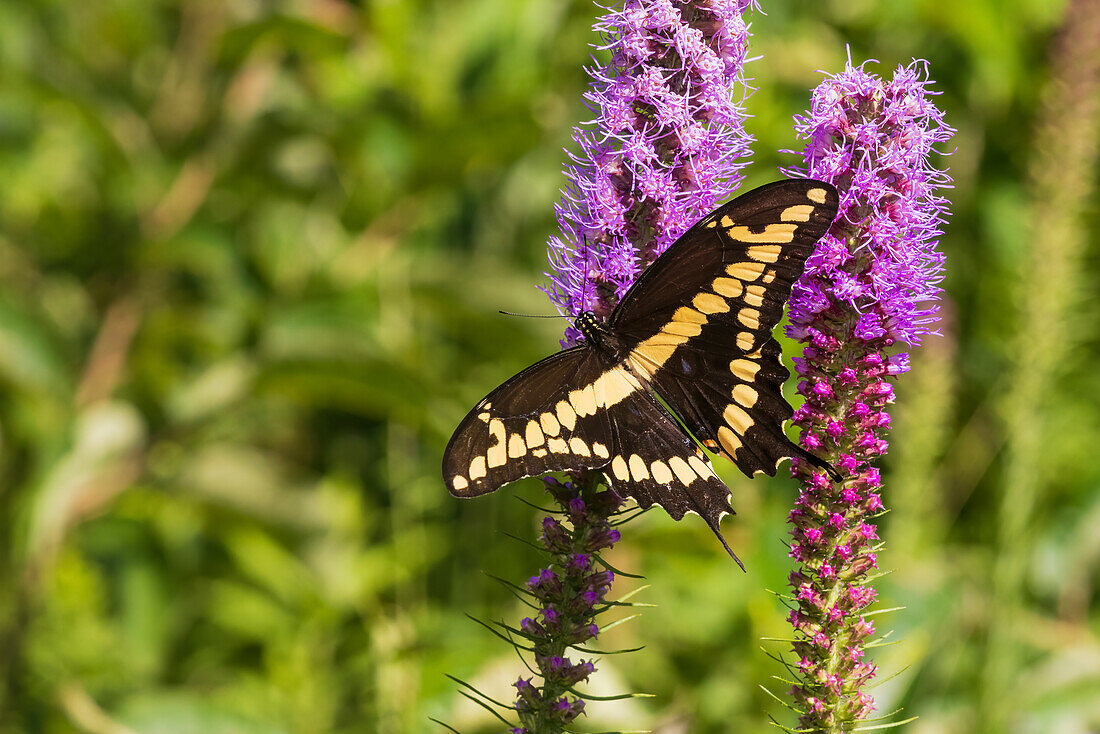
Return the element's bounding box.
[610,180,839,476]
[444,348,619,496]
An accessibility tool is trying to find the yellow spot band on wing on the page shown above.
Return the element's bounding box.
[723,403,753,434]
[807,187,827,204]
[732,383,759,408]
[568,383,597,418]
[743,284,766,308]
[727,262,766,281]
[668,456,696,485]
[650,460,673,484]
[688,455,713,479]
[693,293,729,314]
[525,420,545,448]
[730,358,761,382]
[556,401,576,431]
[628,328,690,375]
[540,411,560,436]
[737,308,760,329]
[487,419,507,467]
[729,223,796,243]
[591,367,643,409]
[747,244,783,262]
[781,204,815,222]
[672,306,707,324]
[662,321,702,337]
[712,277,743,298]
[717,426,741,455]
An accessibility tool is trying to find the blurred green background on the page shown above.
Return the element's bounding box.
[1,0,1097,732]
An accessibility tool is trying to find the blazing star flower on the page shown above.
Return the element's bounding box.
[545,0,756,344]
[781,58,954,727]
[508,2,758,729]
[511,476,619,733]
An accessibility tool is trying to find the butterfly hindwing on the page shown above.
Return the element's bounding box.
[610,180,839,476]
[600,389,739,558]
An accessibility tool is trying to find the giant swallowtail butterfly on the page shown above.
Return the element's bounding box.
[443,180,839,559]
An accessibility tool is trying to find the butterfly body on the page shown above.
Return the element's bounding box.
[444,180,840,557]
[573,311,633,364]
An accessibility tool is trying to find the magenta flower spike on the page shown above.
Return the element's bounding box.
[545,0,756,345]
[780,58,954,728]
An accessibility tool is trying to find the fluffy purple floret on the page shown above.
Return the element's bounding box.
[783,58,955,351]
[544,0,757,344]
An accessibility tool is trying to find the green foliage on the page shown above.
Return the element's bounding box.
[0,1,1097,733]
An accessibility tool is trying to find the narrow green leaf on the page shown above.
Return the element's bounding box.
[567,688,654,702]
[445,674,514,709]
[852,716,919,730]
[464,614,536,651]
[572,644,645,655]
[514,496,562,514]
[594,555,645,579]
[614,584,652,604]
[758,685,801,714]
[599,613,641,633]
[428,717,463,733]
[456,691,515,727]
[500,531,547,553]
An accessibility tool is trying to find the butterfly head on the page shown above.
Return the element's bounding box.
[574,311,603,344]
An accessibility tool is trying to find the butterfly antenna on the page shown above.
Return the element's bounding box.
[582,236,593,311]
[497,310,561,318]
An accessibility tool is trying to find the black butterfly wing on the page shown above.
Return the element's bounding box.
[445,347,636,497]
[444,340,741,557]
[609,180,839,476]
[599,388,742,561]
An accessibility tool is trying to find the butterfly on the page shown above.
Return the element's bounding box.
[443,179,840,561]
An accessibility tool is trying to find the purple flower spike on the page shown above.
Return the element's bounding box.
[512,476,621,731]
[781,58,953,728]
[784,57,954,351]
[508,2,758,730]
[544,0,757,344]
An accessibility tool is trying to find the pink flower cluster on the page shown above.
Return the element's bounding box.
[545,0,756,343]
